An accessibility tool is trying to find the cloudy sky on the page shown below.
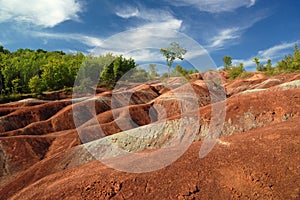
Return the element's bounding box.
[0,0,299,70]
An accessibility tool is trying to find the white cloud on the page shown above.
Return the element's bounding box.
[32,32,103,47]
[258,42,295,58]
[116,6,139,19]
[140,19,182,30]
[31,28,181,63]
[232,58,256,68]
[248,0,256,7]
[0,0,82,27]
[116,5,174,21]
[110,4,185,63]
[32,27,215,71]
[167,0,256,13]
[125,49,164,62]
[92,28,180,57]
[206,14,267,51]
[232,41,298,70]
[31,4,183,60]
[208,27,241,49]
[115,5,182,31]
[136,8,176,22]
[90,27,213,68]
[121,44,206,63]
[31,29,177,63]
[101,5,185,62]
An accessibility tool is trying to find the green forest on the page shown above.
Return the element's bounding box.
[0,43,299,99]
[0,47,139,96]
[0,44,196,97]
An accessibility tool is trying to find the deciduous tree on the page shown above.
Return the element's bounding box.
[222,56,232,70]
[160,42,187,77]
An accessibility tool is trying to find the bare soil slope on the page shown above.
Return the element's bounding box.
[0,72,299,199]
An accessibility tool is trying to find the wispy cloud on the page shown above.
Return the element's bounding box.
[207,27,241,49]
[140,19,182,30]
[232,41,298,70]
[115,5,182,31]
[248,0,256,7]
[167,0,256,13]
[258,42,295,58]
[0,0,82,27]
[115,5,139,19]
[125,49,164,62]
[205,13,267,51]
[31,21,184,63]
[116,5,174,21]
[232,58,256,69]
[31,28,177,62]
[92,28,179,56]
[90,27,212,67]
[107,4,185,62]
[31,25,214,69]
[32,32,103,47]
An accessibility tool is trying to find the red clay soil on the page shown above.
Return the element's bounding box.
[1,117,299,200]
[0,72,299,199]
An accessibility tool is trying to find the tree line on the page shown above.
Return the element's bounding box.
[0,47,139,95]
[222,43,300,79]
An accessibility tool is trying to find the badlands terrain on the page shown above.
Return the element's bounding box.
[0,71,299,199]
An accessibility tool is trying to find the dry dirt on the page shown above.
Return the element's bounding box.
[0,72,299,199]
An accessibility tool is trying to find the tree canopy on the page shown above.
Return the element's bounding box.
[222,56,232,70]
[0,47,137,95]
[160,42,187,76]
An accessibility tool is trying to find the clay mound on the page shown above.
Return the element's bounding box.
[0,72,300,199]
[165,85,300,137]
[225,78,267,96]
[286,73,300,82]
[0,101,71,134]
[77,103,155,140]
[249,78,282,89]
[225,72,300,96]
[1,117,299,200]
[74,80,211,138]
[222,87,300,135]
[0,107,17,117]
[3,104,79,136]
[0,130,80,190]
[0,136,54,178]
[1,84,161,137]
[153,80,212,119]
[0,100,47,109]
[245,73,266,81]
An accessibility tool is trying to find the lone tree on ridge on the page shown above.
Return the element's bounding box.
[160,42,187,77]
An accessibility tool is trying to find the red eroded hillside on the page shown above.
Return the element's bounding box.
[0,72,299,199]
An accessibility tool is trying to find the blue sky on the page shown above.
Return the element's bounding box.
[0,0,299,71]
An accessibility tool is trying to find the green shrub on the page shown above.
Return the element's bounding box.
[239,71,253,79]
[228,64,245,79]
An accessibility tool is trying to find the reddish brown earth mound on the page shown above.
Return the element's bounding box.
[3,118,300,200]
[0,72,299,199]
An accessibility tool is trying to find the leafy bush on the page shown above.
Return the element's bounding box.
[228,64,245,79]
[28,75,45,94]
[0,93,23,104]
[239,71,253,79]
